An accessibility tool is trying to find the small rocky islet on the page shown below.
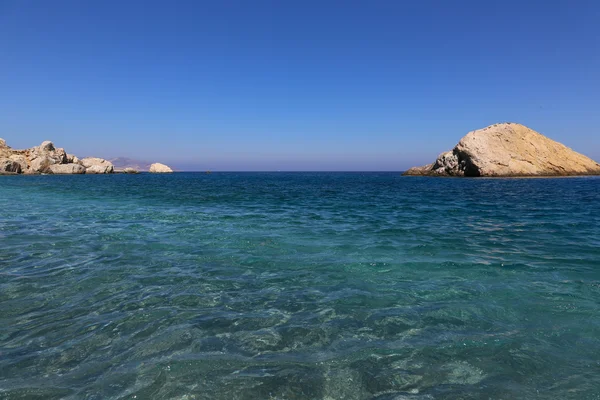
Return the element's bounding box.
[404,122,600,177]
[0,138,173,175]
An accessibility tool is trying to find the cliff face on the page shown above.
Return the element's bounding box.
[404,123,600,177]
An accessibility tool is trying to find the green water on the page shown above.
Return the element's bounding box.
[1,173,599,399]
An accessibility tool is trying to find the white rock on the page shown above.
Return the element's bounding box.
[81,157,114,174]
[48,164,86,174]
[149,163,173,173]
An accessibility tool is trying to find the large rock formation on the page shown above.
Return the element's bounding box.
[149,163,173,173]
[1,138,174,175]
[404,123,600,177]
[0,139,113,175]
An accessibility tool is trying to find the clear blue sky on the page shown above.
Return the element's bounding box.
[1,0,599,171]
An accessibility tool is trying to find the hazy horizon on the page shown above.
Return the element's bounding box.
[2,1,599,170]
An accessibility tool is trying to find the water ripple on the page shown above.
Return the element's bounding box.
[1,173,600,399]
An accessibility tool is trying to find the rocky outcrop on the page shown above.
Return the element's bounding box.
[48,164,86,174]
[0,139,86,174]
[149,163,173,173]
[0,139,114,175]
[404,123,600,177]
[25,141,70,173]
[81,157,114,174]
[0,138,174,176]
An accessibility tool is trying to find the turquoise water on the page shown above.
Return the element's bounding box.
[1,173,599,399]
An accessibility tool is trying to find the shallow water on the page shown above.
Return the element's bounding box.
[1,173,599,399]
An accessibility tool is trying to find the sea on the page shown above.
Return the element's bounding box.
[1,172,599,399]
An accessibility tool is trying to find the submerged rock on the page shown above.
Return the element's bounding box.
[404,123,600,177]
[149,162,173,173]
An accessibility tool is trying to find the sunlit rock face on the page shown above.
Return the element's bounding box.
[404,123,600,177]
[149,163,173,173]
[81,157,114,174]
[0,139,115,175]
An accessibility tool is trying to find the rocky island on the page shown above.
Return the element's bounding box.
[148,163,173,173]
[404,123,600,177]
[0,138,173,175]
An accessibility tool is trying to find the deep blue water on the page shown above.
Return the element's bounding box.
[1,172,600,399]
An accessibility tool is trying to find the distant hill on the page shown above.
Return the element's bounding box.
[108,157,152,172]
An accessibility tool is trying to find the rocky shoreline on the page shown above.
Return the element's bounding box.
[0,138,173,175]
[404,123,600,177]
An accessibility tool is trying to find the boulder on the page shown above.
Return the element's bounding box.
[0,158,22,174]
[40,141,55,152]
[81,157,114,174]
[54,147,68,164]
[86,165,112,174]
[149,163,173,173]
[29,155,54,173]
[66,154,81,164]
[404,123,600,177]
[48,164,86,174]
[26,141,72,173]
[8,154,28,172]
